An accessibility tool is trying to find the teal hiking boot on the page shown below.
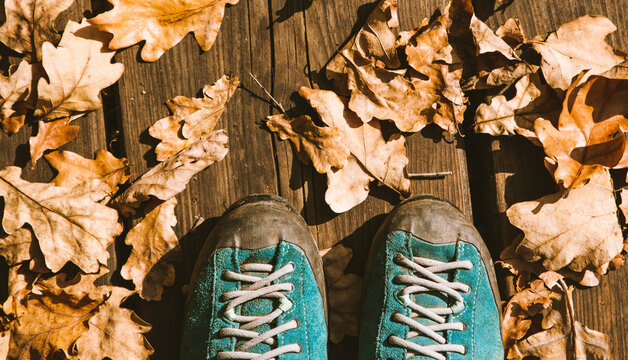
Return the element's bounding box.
[180,194,328,359]
[359,196,503,360]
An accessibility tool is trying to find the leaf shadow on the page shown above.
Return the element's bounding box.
[138,126,160,168]
[269,0,314,28]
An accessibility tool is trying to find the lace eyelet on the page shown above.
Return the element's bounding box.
[463,286,472,294]
[295,344,302,353]
[461,346,468,355]
[462,323,467,332]
[287,261,296,270]
[287,283,295,292]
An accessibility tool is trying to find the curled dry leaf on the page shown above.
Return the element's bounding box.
[5,290,100,359]
[502,279,563,349]
[535,75,628,189]
[0,61,32,134]
[0,166,123,273]
[498,241,600,288]
[505,282,610,360]
[149,75,240,161]
[89,0,239,62]
[4,280,152,360]
[0,0,74,60]
[400,15,466,133]
[533,15,626,91]
[321,244,363,343]
[121,198,180,301]
[35,19,124,121]
[496,18,525,48]
[113,130,229,216]
[326,0,399,92]
[446,0,535,90]
[341,50,439,132]
[506,171,623,272]
[74,291,154,360]
[29,118,80,164]
[46,149,131,195]
[473,73,561,141]
[266,114,350,174]
[299,87,410,211]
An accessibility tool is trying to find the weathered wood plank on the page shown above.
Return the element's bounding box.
[468,0,628,356]
[110,0,277,357]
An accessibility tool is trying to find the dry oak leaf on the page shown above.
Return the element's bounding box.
[502,279,563,348]
[35,19,124,121]
[113,129,229,216]
[89,0,239,62]
[341,50,439,132]
[74,288,154,360]
[0,0,74,60]
[29,118,79,164]
[496,18,526,49]
[0,228,35,267]
[120,198,179,301]
[533,15,626,91]
[326,0,399,93]
[498,240,600,288]
[325,159,373,214]
[321,244,363,343]
[5,291,99,359]
[506,171,623,272]
[46,149,131,195]
[0,61,32,134]
[473,73,561,141]
[400,15,467,133]
[535,75,628,190]
[266,114,350,174]
[506,283,610,360]
[149,75,239,161]
[299,87,410,208]
[0,166,123,273]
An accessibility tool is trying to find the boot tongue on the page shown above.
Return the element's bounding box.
[408,238,458,351]
[234,246,280,354]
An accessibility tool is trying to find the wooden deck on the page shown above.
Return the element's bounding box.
[1,0,626,358]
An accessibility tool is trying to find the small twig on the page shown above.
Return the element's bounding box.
[248,71,287,115]
[408,171,453,179]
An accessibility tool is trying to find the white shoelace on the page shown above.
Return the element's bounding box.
[216,263,301,360]
[388,253,473,360]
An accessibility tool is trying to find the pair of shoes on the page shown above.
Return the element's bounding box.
[180,194,504,359]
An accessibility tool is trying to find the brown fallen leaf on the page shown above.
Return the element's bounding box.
[506,281,610,360]
[89,0,239,62]
[496,18,526,48]
[325,157,373,213]
[113,130,229,216]
[535,74,628,189]
[74,288,154,360]
[533,15,626,91]
[506,171,623,272]
[600,60,628,80]
[498,240,600,288]
[299,87,410,197]
[341,50,439,132]
[46,149,131,195]
[326,0,399,93]
[35,19,124,121]
[321,244,363,343]
[400,15,466,133]
[29,118,80,164]
[502,279,563,348]
[0,166,123,272]
[120,198,180,301]
[0,227,48,273]
[446,0,536,90]
[149,75,239,161]
[5,291,99,359]
[0,61,32,134]
[266,114,350,174]
[473,73,561,141]
[0,0,74,60]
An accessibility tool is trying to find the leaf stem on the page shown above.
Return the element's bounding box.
[248,72,286,115]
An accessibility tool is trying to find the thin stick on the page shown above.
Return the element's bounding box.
[248,71,287,115]
[408,171,453,179]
